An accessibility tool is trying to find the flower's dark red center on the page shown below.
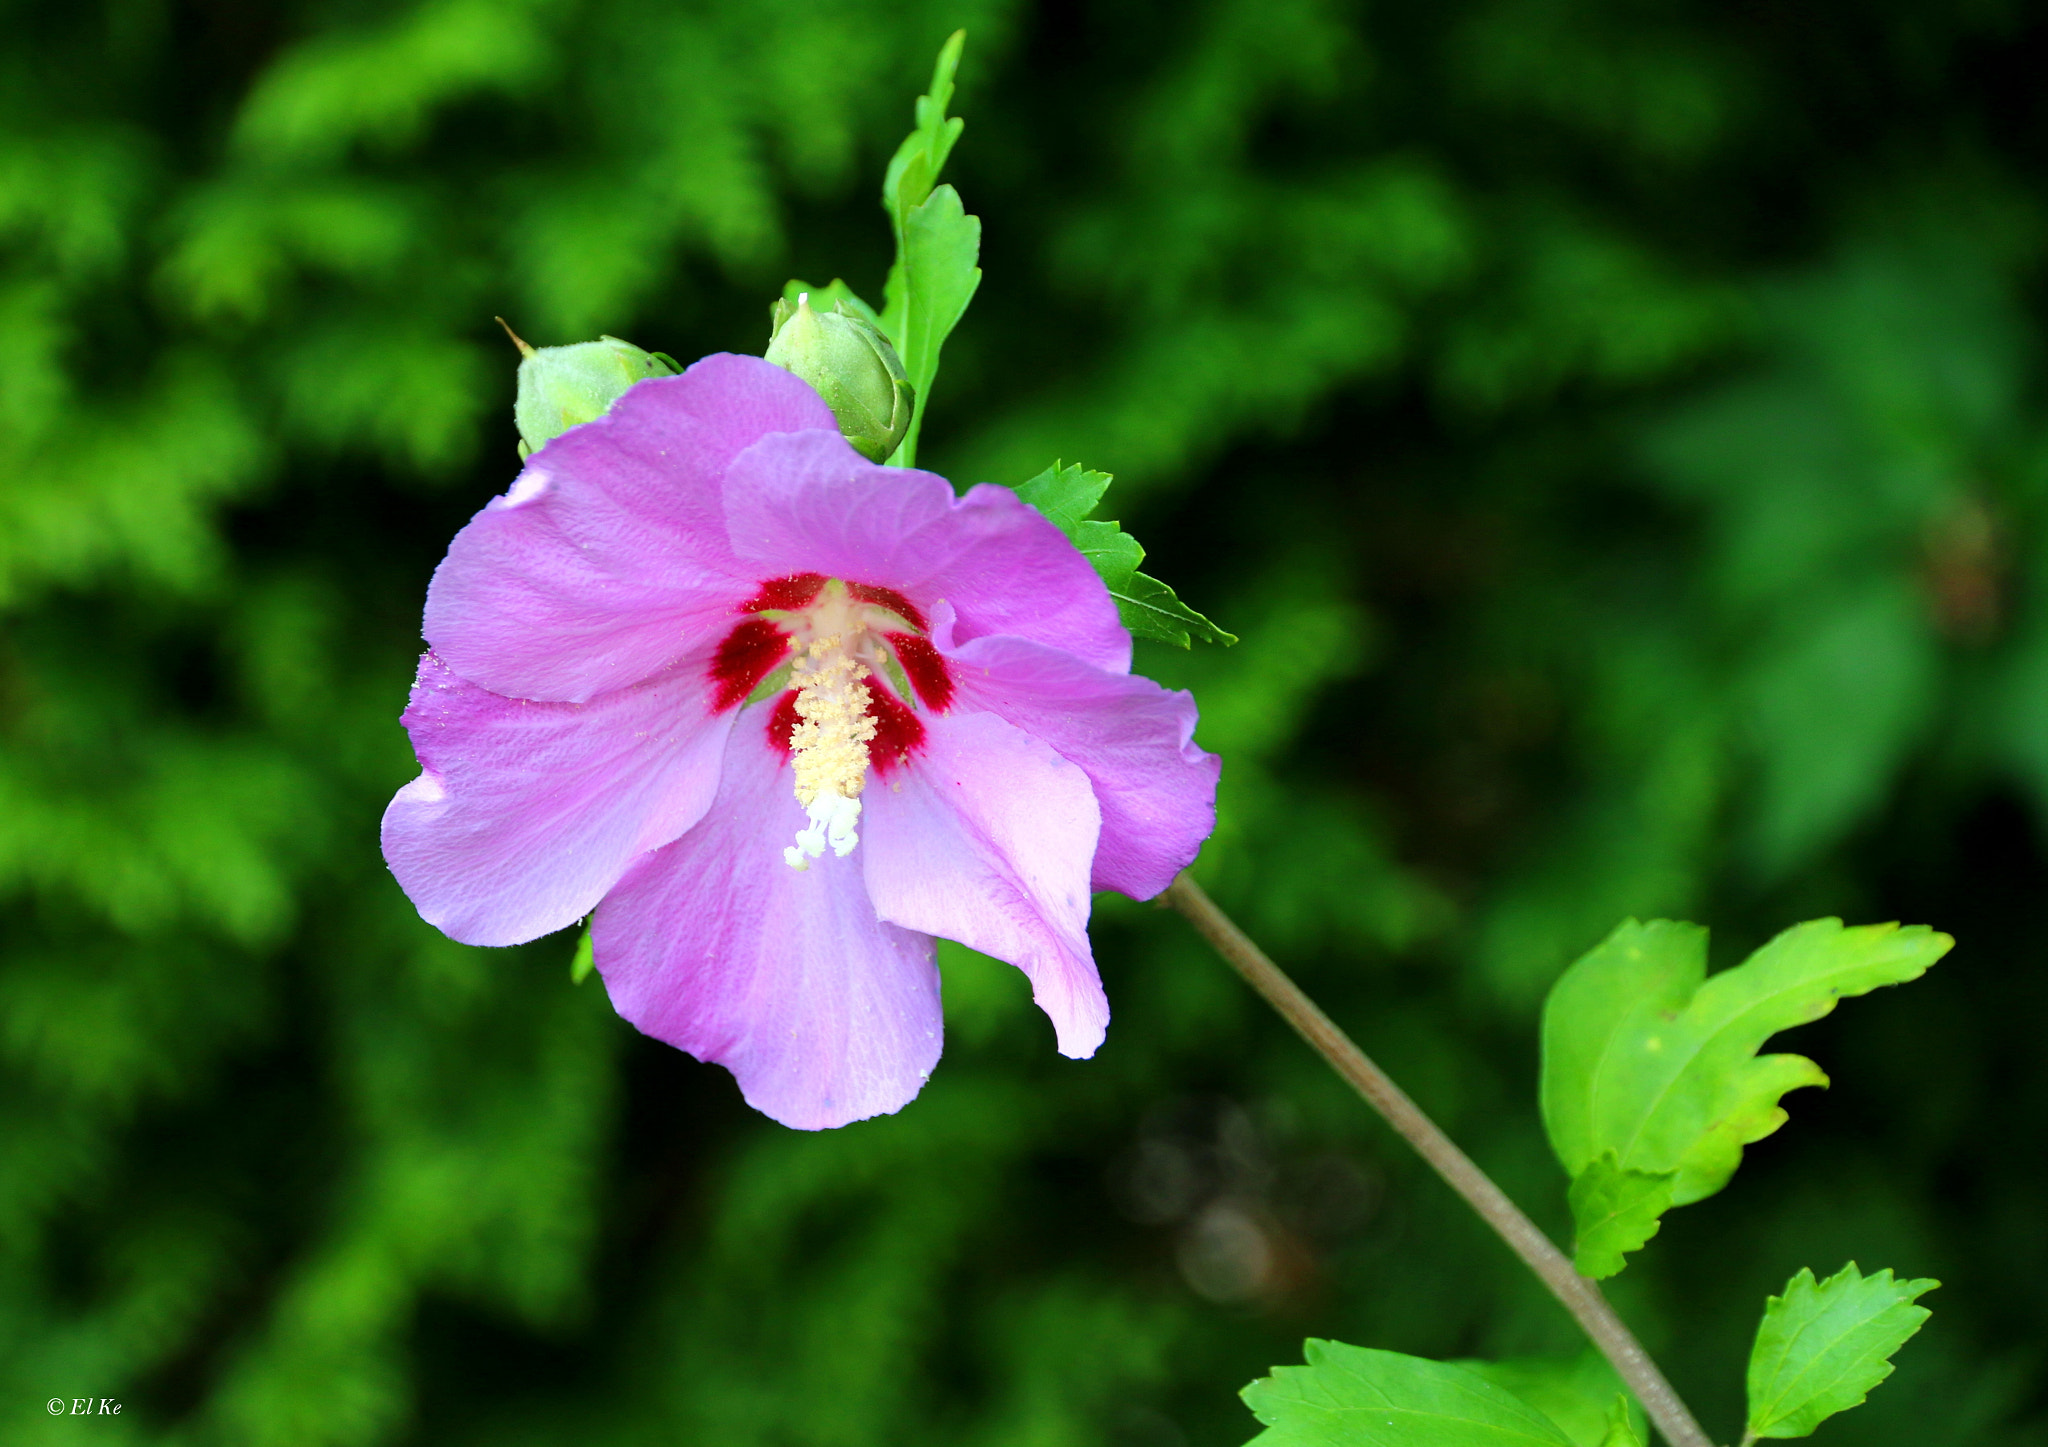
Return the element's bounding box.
[706,573,953,779]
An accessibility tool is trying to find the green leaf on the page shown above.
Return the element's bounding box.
[1074,519,1143,591]
[1243,1340,1577,1447]
[880,31,965,242]
[1461,1352,1644,1447]
[1745,1264,1938,1440]
[876,34,979,468]
[1014,461,1114,534]
[1113,570,1239,647]
[1011,460,1236,647]
[1541,919,1948,1243]
[1564,1154,1675,1279]
[569,922,593,984]
[881,184,980,466]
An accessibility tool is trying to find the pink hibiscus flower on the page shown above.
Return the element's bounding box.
[381,354,1219,1129]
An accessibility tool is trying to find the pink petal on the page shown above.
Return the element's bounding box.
[722,430,1132,673]
[863,709,1108,1059]
[424,355,835,703]
[593,718,942,1130]
[933,605,1219,899]
[381,652,732,947]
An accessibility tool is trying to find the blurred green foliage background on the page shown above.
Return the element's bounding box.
[6,0,2048,1442]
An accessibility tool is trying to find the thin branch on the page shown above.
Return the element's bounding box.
[1161,872,1716,1447]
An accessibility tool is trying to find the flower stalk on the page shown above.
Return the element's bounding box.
[1160,873,1715,1447]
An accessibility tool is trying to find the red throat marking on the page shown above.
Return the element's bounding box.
[766,691,803,755]
[865,686,926,775]
[710,618,790,710]
[739,573,828,614]
[886,632,953,711]
[847,582,927,631]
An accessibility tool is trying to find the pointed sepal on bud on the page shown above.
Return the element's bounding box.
[764,293,914,463]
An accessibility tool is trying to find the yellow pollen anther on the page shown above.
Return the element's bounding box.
[782,635,878,870]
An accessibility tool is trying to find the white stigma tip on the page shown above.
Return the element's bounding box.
[824,792,861,856]
[784,791,860,870]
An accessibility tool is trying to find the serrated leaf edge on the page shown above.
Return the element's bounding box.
[1553,918,1948,1200]
[1110,574,1238,647]
[1745,1264,1939,1441]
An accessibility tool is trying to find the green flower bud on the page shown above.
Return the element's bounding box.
[763,294,914,463]
[501,319,678,459]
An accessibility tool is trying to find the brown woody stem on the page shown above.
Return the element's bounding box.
[1161,873,1715,1447]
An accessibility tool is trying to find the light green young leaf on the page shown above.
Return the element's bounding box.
[1461,1352,1645,1447]
[1243,1340,1576,1447]
[1542,918,1949,1206]
[1745,1264,1938,1441]
[1012,461,1236,647]
[880,30,965,241]
[882,183,980,466]
[1565,1154,1675,1279]
[569,921,593,983]
[876,34,979,467]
